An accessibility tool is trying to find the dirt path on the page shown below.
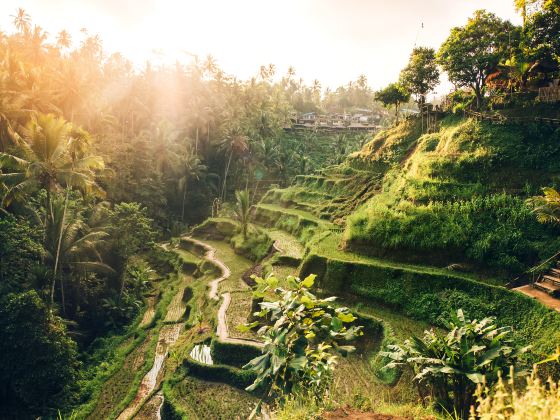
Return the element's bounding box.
[182,236,264,347]
[217,292,264,347]
[514,284,560,311]
[116,323,183,420]
[183,237,231,301]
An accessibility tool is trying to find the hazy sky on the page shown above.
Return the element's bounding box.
[0,0,521,95]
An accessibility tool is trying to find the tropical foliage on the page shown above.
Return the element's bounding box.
[242,274,363,406]
[383,310,528,419]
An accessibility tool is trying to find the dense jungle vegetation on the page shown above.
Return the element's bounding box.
[1,1,560,419]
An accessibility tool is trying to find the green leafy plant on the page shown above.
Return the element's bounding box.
[241,273,363,414]
[382,309,528,419]
[527,187,560,225]
[233,189,252,239]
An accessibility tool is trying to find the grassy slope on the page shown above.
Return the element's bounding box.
[75,251,183,419]
[345,116,560,278]
[253,114,560,365]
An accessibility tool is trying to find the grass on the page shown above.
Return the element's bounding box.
[266,263,298,280]
[227,290,259,340]
[256,203,332,226]
[200,239,253,294]
[175,248,201,265]
[311,231,494,284]
[344,116,560,277]
[164,274,193,323]
[267,229,305,260]
[164,375,259,419]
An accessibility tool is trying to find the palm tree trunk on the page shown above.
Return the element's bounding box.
[221,149,233,201]
[50,189,69,312]
[181,182,188,222]
[251,179,261,204]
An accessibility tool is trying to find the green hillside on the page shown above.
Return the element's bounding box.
[254,115,560,363]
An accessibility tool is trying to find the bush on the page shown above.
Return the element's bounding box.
[210,339,262,368]
[230,230,272,261]
[183,355,257,390]
[300,253,560,364]
[0,291,80,417]
[383,310,528,419]
[0,216,43,295]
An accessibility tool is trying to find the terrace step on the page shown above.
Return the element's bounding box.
[551,268,560,276]
[534,280,560,294]
[543,275,560,287]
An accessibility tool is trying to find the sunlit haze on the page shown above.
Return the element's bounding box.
[0,1,522,94]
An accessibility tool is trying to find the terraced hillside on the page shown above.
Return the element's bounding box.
[76,117,560,418]
[254,116,560,363]
[154,218,435,418]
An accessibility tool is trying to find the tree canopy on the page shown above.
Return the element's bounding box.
[438,10,517,107]
[399,47,440,106]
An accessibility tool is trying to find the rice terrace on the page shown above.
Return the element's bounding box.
[0,0,560,419]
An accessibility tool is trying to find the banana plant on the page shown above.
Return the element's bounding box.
[382,309,529,419]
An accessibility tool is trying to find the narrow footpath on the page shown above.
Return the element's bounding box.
[182,236,264,348]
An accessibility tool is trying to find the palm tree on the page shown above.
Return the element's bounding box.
[233,189,251,239]
[56,30,71,50]
[0,114,104,212]
[0,114,104,308]
[149,121,178,175]
[177,147,207,222]
[219,128,249,201]
[43,196,111,313]
[527,187,560,225]
[501,56,533,92]
[11,8,31,34]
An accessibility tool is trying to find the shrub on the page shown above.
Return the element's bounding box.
[383,310,528,419]
[210,339,262,368]
[183,356,257,390]
[242,274,363,405]
[0,291,80,417]
[230,230,272,261]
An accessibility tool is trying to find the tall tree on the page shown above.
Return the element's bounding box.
[399,47,440,106]
[219,128,249,201]
[177,147,207,222]
[108,202,155,299]
[375,83,410,124]
[0,291,79,417]
[0,114,104,212]
[0,114,104,307]
[437,10,517,108]
[42,196,111,313]
[11,8,30,34]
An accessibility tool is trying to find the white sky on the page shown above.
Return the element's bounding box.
[0,0,522,96]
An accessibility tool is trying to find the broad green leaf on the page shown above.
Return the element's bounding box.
[289,355,307,371]
[337,312,357,323]
[301,274,316,288]
[331,316,343,332]
[466,372,485,383]
[237,321,258,332]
